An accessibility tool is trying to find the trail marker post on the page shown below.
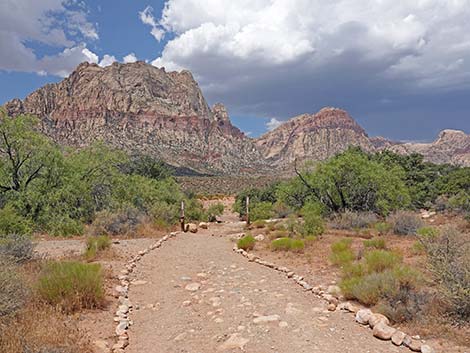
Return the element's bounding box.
[246,196,250,225]
[180,200,185,232]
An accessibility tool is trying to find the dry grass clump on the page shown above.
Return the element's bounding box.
[0,257,29,316]
[419,226,470,321]
[0,233,35,264]
[331,211,378,230]
[36,261,105,313]
[0,304,91,353]
[84,235,111,261]
[388,211,424,235]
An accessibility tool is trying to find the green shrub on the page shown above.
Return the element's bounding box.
[0,258,28,316]
[252,220,266,229]
[84,235,111,261]
[304,235,318,244]
[271,237,292,251]
[0,205,32,236]
[290,239,305,252]
[37,261,104,313]
[45,215,84,237]
[330,238,355,266]
[271,229,289,239]
[300,202,325,237]
[205,202,225,222]
[331,211,378,230]
[388,211,423,235]
[237,235,256,251]
[411,241,425,255]
[364,250,402,273]
[416,226,439,238]
[0,233,35,264]
[363,238,386,250]
[250,201,275,221]
[419,226,470,320]
[374,222,392,235]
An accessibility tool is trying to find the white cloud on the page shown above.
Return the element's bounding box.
[139,6,165,41]
[99,54,117,67]
[0,0,99,76]
[148,0,470,121]
[266,118,283,131]
[123,53,138,63]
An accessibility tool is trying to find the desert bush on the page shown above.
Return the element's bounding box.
[0,258,28,316]
[271,237,293,251]
[84,235,111,261]
[269,229,289,240]
[363,238,386,250]
[419,226,470,320]
[388,211,423,235]
[374,222,392,235]
[150,201,178,226]
[0,205,33,235]
[237,235,256,251]
[0,233,35,264]
[273,201,292,218]
[329,238,355,266]
[300,202,325,237]
[91,207,147,236]
[376,287,430,323]
[250,201,275,221]
[251,220,266,229]
[36,261,104,313]
[290,239,305,252]
[364,250,402,273]
[43,215,84,237]
[417,226,439,238]
[331,211,378,230]
[205,202,224,222]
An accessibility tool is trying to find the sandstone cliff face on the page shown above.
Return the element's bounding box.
[256,107,374,166]
[387,129,470,166]
[3,61,468,174]
[4,62,267,175]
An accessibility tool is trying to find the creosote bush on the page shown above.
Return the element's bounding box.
[205,203,224,222]
[36,261,104,313]
[250,201,275,221]
[374,222,392,235]
[237,234,256,251]
[299,202,325,237]
[388,211,423,235]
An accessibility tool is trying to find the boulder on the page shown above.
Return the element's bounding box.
[199,222,209,229]
[421,345,435,353]
[403,335,422,352]
[188,223,198,233]
[368,313,390,328]
[372,322,396,340]
[391,330,406,346]
[355,309,373,325]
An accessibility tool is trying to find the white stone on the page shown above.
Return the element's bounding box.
[355,309,373,325]
[253,315,280,324]
[185,283,201,292]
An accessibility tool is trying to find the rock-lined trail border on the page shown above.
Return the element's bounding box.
[233,244,435,353]
[111,231,179,353]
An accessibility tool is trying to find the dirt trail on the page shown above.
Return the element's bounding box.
[126,221,403,353]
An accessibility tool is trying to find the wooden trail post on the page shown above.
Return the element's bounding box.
[246,196,250,225]
[180,200,185,232]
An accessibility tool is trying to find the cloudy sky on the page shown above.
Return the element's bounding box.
[1,0,469,140]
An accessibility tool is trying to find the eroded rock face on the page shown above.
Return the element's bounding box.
[3,61,267,175]
[388,129,470,166]
[255,107,374,167]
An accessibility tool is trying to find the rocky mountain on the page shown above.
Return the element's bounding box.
[3,62,469,174]
[388,129,470,166]
[3,61,267,175]
[255,107,374,166]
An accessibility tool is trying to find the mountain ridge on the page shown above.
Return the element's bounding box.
[3,62,469,173]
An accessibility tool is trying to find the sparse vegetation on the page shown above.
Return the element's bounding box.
[36,261,104,313]
[271,237,304,252]
[0,233,35,264]
[331,211,378,230]
[84,235,111,261]
[388,211,424,235]
[363,238,386,250]
[299,202,325,237]
[419,226,470,321]
[237,234,256,251]
[329,238,355,266]
[205,202,224,222]
[0,258,28,316]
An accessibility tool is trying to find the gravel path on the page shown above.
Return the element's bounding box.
[126,223,404,353]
